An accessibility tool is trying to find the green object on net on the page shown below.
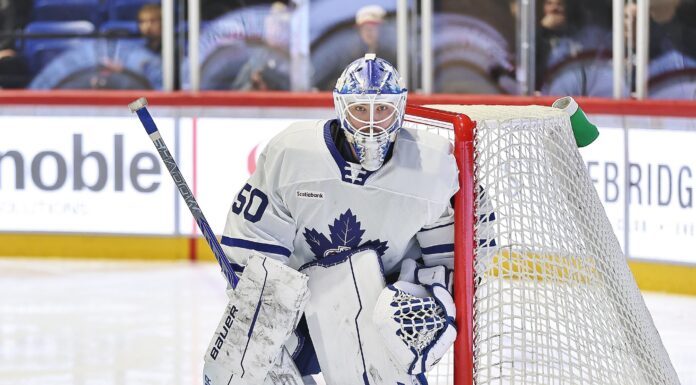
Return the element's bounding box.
[552,96,599,148]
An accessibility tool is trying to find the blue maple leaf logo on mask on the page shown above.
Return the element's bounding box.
[303,209,388,259]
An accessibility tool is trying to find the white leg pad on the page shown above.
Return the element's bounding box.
[203,254,310,385]
[204,347,305,385]
[300,249,415,385]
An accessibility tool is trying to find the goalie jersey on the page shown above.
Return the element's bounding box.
[221,119,459,275]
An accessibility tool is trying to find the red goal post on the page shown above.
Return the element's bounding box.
[404,105,476,385]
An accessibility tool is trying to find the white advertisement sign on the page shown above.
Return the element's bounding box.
[627,129,695,263]
[1,113,694,265]
[581,127,696,264]
[0,116,175,234]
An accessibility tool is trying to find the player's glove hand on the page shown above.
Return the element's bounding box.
[373,259,457,375]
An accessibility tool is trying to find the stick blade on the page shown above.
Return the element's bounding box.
[128,97,148,113]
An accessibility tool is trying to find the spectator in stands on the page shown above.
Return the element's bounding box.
[231,1,291,91]
[625,0,696,98]
[0,0,31,88]
[536,0,578,89]
[352,5,397,69]
[29,3,164,90]
[535,0,613,96]
[428,5,515,94]
[138,3,162,54]
[645,0,696,59]
[355,5,385,55]
[311,5,397,90]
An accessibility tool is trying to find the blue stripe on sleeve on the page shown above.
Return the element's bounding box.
[421,243,455,255]
[221,236,292,257]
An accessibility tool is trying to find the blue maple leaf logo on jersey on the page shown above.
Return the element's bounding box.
[303,209,388,259]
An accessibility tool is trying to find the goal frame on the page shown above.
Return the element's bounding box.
[405,105,475,385]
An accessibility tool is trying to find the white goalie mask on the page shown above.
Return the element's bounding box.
[333,54,407,171]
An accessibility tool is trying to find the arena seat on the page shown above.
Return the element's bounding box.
[23,21,96,74]
[32,0,102,24]
[100,20,140,36]
[649,69,696,100]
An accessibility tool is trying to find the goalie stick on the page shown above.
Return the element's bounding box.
[129,98,237,288]
[129,98,309,385]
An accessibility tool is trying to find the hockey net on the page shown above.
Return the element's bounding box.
[403,105,680,385]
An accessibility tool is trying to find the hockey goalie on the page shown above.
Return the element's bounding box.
[203,54,466,385]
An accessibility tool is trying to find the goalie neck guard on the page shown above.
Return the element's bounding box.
[333,54,407,171]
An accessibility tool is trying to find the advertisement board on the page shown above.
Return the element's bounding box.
[0,116,176,234]
[1,112,695,265]
[628,131,696,263]
[581,126,696,263]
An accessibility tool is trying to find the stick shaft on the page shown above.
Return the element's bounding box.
[135,107,239,288]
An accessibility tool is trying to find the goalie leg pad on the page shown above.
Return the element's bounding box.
[299,248,416,385]
[203,254,310,385]
[204,346,305,385]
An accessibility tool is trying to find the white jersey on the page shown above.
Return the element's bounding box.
[221,120,459,275]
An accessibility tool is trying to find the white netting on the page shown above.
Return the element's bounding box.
[404,105,680,385]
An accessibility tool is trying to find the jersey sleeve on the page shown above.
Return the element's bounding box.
[220,145,296,269]
[416,188,497,269]
[476,185,497,250]
[416,205,455,269]
[415,141,459,269]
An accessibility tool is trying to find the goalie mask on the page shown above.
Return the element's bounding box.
[333,54,407,171]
